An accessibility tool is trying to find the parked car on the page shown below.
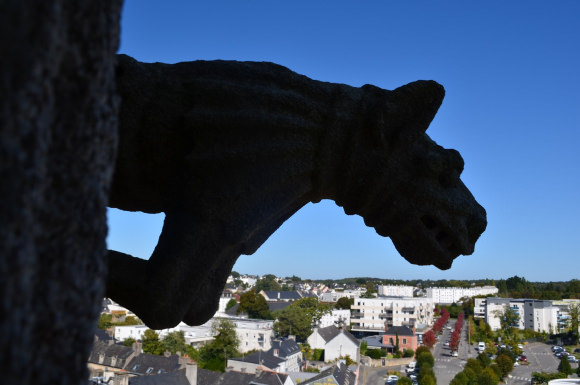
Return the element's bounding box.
[386,375,399,385]
[568,356,579,363]
[519,355,527,362]
[517,344,524,350]
[452,350,458,357]
[552,345,563,352]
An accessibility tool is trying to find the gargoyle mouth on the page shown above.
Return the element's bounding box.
[388,213,479,270]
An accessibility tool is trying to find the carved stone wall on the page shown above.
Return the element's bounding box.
[0,2,122,384]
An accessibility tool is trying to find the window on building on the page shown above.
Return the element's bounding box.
[146,367,154,374]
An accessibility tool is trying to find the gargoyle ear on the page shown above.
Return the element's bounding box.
[390,80,445,143]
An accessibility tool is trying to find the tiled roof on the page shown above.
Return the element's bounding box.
[197,368,289,385]
[316,325,341,343]
[384,325,415,337]
[301,363,356,385]
[125,353,182,376]
[128,370,190,385]
[229,351,284,370]
[262,291,302,301]
[269,338,301,358]
[88,341,135,368]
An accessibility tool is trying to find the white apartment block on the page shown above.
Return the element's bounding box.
[377,285,414,297]
[319,309,351,328]
[319,290,362,303]
[351,297,434,333]
[480,297,567,334]
[226,317,274,353]
[114,320,215,348]
[426,286,498,304]
[114,317,274,352]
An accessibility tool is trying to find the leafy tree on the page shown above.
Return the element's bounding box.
[360,340,368,356]
[495,353,514,378]
[199,319,240,372]
[450,371,469,385]
[493,305,519,337]
[567,303,580,344]
[477,352,491,367]
[237,290,271,319]
[230,271,240,279]
[273,305,312,341]
[225,298,237,311]
[254,275,281,292]
[293,297,331,325]
[397,377,412,385]
[415,346,430,358]
[423,330,436,348]
[335,297,354,310]
[558,355,573,375]
[417,351,434,369]
[142,329,164,355]
[97,313,112,330]
[478,367,500,385]
[122,337,136,347]
[161,331,188,355]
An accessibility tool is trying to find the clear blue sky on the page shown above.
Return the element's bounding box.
[107,1,580,282]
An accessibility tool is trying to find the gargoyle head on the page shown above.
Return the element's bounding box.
[329,80,487,269]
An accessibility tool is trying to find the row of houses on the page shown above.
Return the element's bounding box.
[474,297,580,333]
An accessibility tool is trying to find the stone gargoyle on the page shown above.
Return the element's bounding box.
[107,54,487,329]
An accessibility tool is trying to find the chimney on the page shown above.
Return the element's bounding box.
[113,373,129,385]
[132,341,142,356]
[164,350,171,358]
[288,335,296,341]
[185,362,197,385]
[273,349,279,357]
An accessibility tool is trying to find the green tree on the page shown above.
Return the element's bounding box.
[567,303,580,344]
[335,297,354,310]
[254,275,281,292]
[142,329,164,355]
[225,298,237,311]
[558,355,572,375]
[273,306,312,341]
[97,313,112,330]
[199,319,240,372]
[397,377,412,385]
[495,353,514,379]
[122,337,136,347]
[417,351,434,369]
[493,305,519,337]
[161,331,188,355]
[237,290,271,319]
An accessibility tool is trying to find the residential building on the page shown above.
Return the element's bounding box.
[351,296,434,333]
[427,286,499,305]
[199,366,292,385]
[227,317,275,353]
[300,362,356,385]
[377,285,415,297]
[227,351,286,374]
[269,338,302,372]
[382,325,418,353]
[426,286,498,304]
[260,290,302,302]
[319,289,362,303]
[481,297,563,333]
[307,325,360,362]
[319,309,351,328]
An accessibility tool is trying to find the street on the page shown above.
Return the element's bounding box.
[358,319,572,384]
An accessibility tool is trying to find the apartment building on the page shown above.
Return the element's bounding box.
[377,285,414,297]
[479,297,563,333]
[426,286,498,304]
[351,297,434,333]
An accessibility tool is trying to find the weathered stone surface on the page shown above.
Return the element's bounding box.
[0,1,121,384]
[108,55,487,329]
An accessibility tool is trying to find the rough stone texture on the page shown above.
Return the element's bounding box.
[108,55,487,330]
[0,1,122,384]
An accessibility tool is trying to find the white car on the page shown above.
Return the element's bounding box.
[452,350,458,357]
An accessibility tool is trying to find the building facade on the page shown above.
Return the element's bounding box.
[426,286,498,304]
[351,297,434,333]
[377,285,415,297]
